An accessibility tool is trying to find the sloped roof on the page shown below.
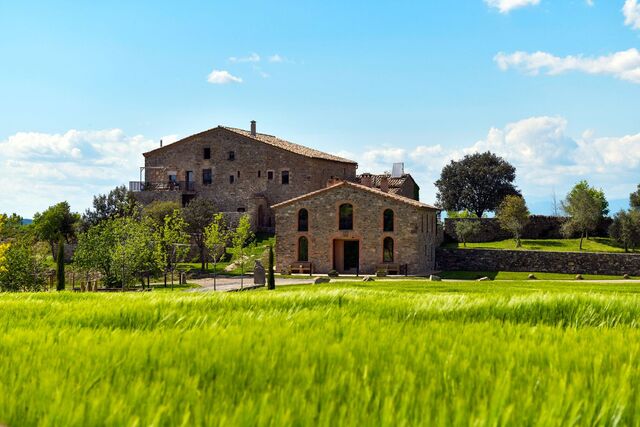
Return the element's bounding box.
[144,125,356,164]
[356,173,416,195]
[271,180,438,210]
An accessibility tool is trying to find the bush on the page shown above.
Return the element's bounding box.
[0,239,48,292]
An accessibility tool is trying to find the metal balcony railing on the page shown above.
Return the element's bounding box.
[129,181,196,192]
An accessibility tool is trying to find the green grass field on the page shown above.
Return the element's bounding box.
[443,237,636,253]
[3,280,640,426]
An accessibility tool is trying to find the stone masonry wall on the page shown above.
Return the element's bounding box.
[436,248,640,275]
[275,184,438,275]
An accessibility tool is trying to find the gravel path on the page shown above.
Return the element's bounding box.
[189,276,316,292]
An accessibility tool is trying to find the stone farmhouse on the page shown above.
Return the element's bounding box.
[273,180,438,275]
[131,121,439,274]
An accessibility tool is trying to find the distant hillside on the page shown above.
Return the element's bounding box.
[21,219,32,225]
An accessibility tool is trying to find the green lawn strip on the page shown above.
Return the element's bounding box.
[443,237,637,253]
[438,270,628,281]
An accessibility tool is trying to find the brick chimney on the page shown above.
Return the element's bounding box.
[250,120,257,136]
[360,173,373,187]
[380,175,389,193]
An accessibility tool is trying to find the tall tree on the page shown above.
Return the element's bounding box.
[56,238,65,291]
[32,202,80,257]
[230,215,254,290]
[566,180,609,217]
[497,195,530,248]
[182,198,217,270]
[435,152,520,218]
[630,184,640,210]
[204,213,230,291]
[143,201,181,228]
[609,209,640,252]
[267,244,276,290]
[155,209,190,287]
[82,185,139,229]
[561,181,604,250]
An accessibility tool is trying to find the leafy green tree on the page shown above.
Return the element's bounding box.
[436,152,520,218]
[454,220,481,247]
[0,216,9,274]
[82,185,139,230]
[143,201,181,228]
[155,209,190,287]
[56,238,65,291]
[183,198,217,270]
[267,244,275,290]
[204,213,230,291]
[0,236,48,292]
[561,182,604,250]
[230,215,254,289]
[566,180,609,217]
[74,220,118,286]
[609,209,640,252]
[631,185,640,210]
[32,202,80,257]
[497,195,530,248]
[0,213,25,239]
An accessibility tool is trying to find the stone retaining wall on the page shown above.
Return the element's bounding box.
[436,248,640,276]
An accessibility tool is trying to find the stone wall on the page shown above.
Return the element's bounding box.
[436,248,640,275]
[274,183,439,275]
[444,216,613,243]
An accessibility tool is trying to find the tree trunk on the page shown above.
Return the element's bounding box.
[200,245,205,271]
[579,232,584,250]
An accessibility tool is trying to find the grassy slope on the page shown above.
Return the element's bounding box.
[3,281,640,425]
[443,237,637,253]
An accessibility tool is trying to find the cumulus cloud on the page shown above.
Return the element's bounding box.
[624,0,640,29]
[485,0,540,13]
[206,70,243,84]
[495,48,640,83]
[0,129,157,217]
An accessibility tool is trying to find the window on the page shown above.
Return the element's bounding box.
[258,170,261,178]
[203,147,211,160]
[339,204,353,230]
[237,170,240,178]
[228,151,235,161]
[298,209,308,231]
[281,170,290,185]
[229,175,235,184]
[237,207,246,213]
[298,236,309,262]
[383,209,394,232]
[383,237,394,262]
[267,170,274,180]
[202,168,212,185]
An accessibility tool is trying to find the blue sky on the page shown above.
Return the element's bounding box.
[1,0,639,217]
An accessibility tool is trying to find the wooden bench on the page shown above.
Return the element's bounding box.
[290,262,313,275]
[376,263,400,275]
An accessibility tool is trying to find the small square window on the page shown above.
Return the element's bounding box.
[204,147,211,160]
[202,168,212,185]
[229,175,235,184]
[267,170,274,180]
[228,151,235,161]
[281,170,290,185]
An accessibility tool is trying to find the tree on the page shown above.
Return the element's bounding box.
[497,195,530,248]
[56,238,65,291]
[609,209,640,252]
[561,182,603,250]
[204,213,230,291]
[0,235,48,292]
[454,220,481,247]
[267,244,275,290]
[566,180,609,217]
[143,201,181,228]
[82,185,139,229]
[74,220,119,286]
[631,184,640,210]
[435,152,520,218]
[0,216,9,274]
[230,215,254,290]
[182,198,217,270]
[32,202,80,257]
[155,209,190,287]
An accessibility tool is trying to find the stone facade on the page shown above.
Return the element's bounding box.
[437,248,640,276]
[134,124,357,230]
[273,181,439,275]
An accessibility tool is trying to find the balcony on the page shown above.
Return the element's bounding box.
[129,181,196,193]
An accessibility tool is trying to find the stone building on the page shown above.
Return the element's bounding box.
[131,121,357,231]
[273,180,439,275]
[356,172,420,200]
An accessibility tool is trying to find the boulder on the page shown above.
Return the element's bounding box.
[362,276,375,282]
[314,277,331,284]
[429,275,442,282]
[253,260,266,285]
[528,274,537,280]
[477,277,491,282]
[623,274,631,280]
[575,274,584,280]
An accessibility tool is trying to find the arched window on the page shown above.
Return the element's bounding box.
[298,209,308,231]
[339,204,353,230]
[383,209,394,232]
[383,237,394,263]
[298,236,309,262]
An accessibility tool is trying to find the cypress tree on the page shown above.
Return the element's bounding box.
[56,238,65,291]
[268,245,275,290]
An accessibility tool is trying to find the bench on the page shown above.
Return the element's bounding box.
[376,263,400,275]
[290,262,313,275]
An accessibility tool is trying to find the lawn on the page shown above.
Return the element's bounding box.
[443,237,636,253]
[2,280,640,425]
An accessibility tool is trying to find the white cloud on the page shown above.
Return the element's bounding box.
[228,53,260,63]
[495,48,640,83]
[485,0,540,13]
[0,129,157,217]
[624,0,640,29]
[206,70,243,84]
[268,54,283,63]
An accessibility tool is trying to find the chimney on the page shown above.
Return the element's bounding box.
[250,120,257,136]
[380,175,389,193]
[360,173,373,188]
